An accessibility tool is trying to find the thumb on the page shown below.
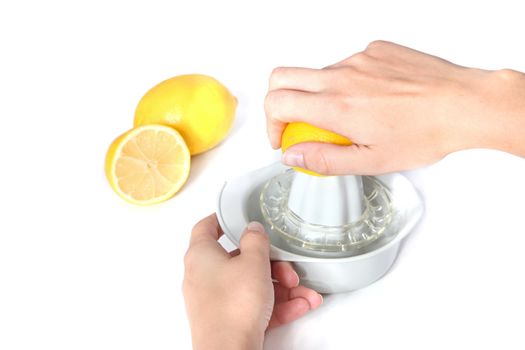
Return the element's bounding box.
[282,142,382,175]
[239,222,270,263]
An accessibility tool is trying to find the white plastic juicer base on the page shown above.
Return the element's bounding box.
[216,162,424,293]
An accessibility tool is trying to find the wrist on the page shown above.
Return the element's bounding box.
[444,67,525,156]
[192,325,264,350]
[484,69,525,157]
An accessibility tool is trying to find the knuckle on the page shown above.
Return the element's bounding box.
[183,249,196,270]
[241,233,270,259]
[348,52,369,66]
[191,217,206,233]
[366,40,389,51]
[181,269,195,297]
[365,40,397,57]
[258,231,270,244]
[495,68,521,82]
[307,149,333,175]
[243,231,269,245]
[330,93,353,115]
[264,90,287,113]
[264,93,272,115]
[264,92,275,115]
[271,66,288,78]
[269,66,288,87]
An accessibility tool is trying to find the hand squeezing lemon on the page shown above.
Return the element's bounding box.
[105,74,237,205]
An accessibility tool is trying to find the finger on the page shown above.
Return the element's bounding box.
[273,283,323,310]
[268,298,311,329]
[265,114,286,150]
[264,90,349,149]
[274,283,323,308]
[282,142,390,175]
[238,222,270,263]
[289,285,323,310]
[189,213,224,247]
[271,262,299,289]
[274,283,290,303]
[269,67,332,92]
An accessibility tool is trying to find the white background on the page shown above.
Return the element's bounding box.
[1,1,524,349]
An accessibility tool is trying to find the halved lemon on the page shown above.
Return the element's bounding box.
[281,122,352,176]
[105,124,191,205]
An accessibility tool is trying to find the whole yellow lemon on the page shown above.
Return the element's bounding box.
[281,122,352,176]
[134,74,237,155]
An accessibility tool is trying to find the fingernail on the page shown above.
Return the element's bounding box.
[292,270,300,287]
[246,221,265,234]
[282,150,305,168]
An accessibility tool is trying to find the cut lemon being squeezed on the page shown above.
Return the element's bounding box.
[105,124,191,205]
[281,122,352,176]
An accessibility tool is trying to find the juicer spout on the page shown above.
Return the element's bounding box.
[287,171,365,227]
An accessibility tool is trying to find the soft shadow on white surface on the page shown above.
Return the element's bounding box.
[183,151,216,189]
[227,90,251,139]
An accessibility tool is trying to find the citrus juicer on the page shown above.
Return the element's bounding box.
[216,124,423,293]
[259,169,394,257]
